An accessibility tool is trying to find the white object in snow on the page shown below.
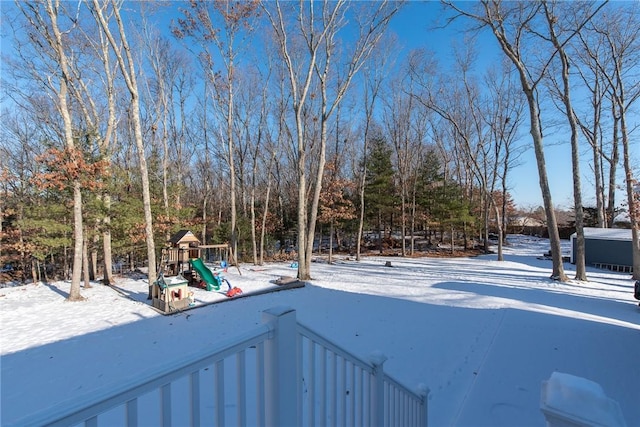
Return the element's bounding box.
[540,371,626,427]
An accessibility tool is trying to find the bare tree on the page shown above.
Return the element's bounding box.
[198,79,213,245]
[231,65,273,265]
[408,42,494,254]
[265,61,295,262]
[140,23,195,244]
[443,1,603,281]
[574,26,610,228]
[91,0,157,288]
[258,142,279,265]
[142,30,173,232]
[62,10,118,285]
[590,4,640,278]
[484,61,526,260]
[174,1,260,266]
[542,0,607,281]
[263,0,401,280]
[17,0,86,299]
[446,40,496,253]
[355,39,396,261]
[383,61,427,257]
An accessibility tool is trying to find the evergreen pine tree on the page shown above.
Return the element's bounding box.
[431,180,474,253]
[364,136,397,253]
[413,148,443,244]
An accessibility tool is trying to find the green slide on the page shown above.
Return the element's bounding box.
[189,258,221,291]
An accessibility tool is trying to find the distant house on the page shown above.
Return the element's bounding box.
[570,227,633,272]
[508,216,546,236]
[510,216,545,228]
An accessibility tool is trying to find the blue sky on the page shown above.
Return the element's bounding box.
[388,1,638,211]
[386,1,559,209]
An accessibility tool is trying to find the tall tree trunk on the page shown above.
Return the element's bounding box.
[259,177,272,266]
[99,28,116,286]
[590,83,606,228]
[445,0,574,281]
[296,118,309,279]
[42,0,84,300]
[493,202,504,261]
[82,228,91,288]
[92,0,157,288]
[161,125,170,233]
[102,193,114,285]
[400,187,407,257]
[259,146,277,265]
[250,185,258,265]
[263,0,399,279]
[411,185,417,256]
[607,104,620,227]
[328,221,334,265]
[132,88,157,293]
[591,137,605,228]
[357,176,366,261]
[545,3,586,280]
[484,194,491,254]
[378,210,383,254]
[527,90,567,281]
[90,234,98,281]
[450,224,455,255]
[302,108,329,279]
[70,183,84,298]
[620,112,640,278]
[227,75,238,266]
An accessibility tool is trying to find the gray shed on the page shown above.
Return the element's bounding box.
[570,227,633,272]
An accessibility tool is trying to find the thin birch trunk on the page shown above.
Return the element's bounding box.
[41,0,85,300]
[544,3,587,280]
[92,0,157,288]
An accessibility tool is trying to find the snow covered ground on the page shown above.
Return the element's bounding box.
[1,235,639,426]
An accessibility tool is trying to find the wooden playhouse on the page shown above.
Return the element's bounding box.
[151,274,191,313]
[163,230,231,277]
[164,230,201,276]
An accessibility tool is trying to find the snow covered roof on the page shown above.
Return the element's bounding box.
[572,227,632,242]
[613,211,630,224]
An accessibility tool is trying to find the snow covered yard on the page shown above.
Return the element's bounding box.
[1,235,639,426]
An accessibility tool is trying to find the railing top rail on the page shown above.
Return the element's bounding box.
[7,323,272,427]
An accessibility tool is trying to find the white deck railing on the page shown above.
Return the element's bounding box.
[8,306,428,427]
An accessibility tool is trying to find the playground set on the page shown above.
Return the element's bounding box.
[151,230,243,313]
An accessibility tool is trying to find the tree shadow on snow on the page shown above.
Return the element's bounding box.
[432,280,640,327]
[43,281,70,299]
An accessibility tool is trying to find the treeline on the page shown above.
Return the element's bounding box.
[1,1,639,294]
